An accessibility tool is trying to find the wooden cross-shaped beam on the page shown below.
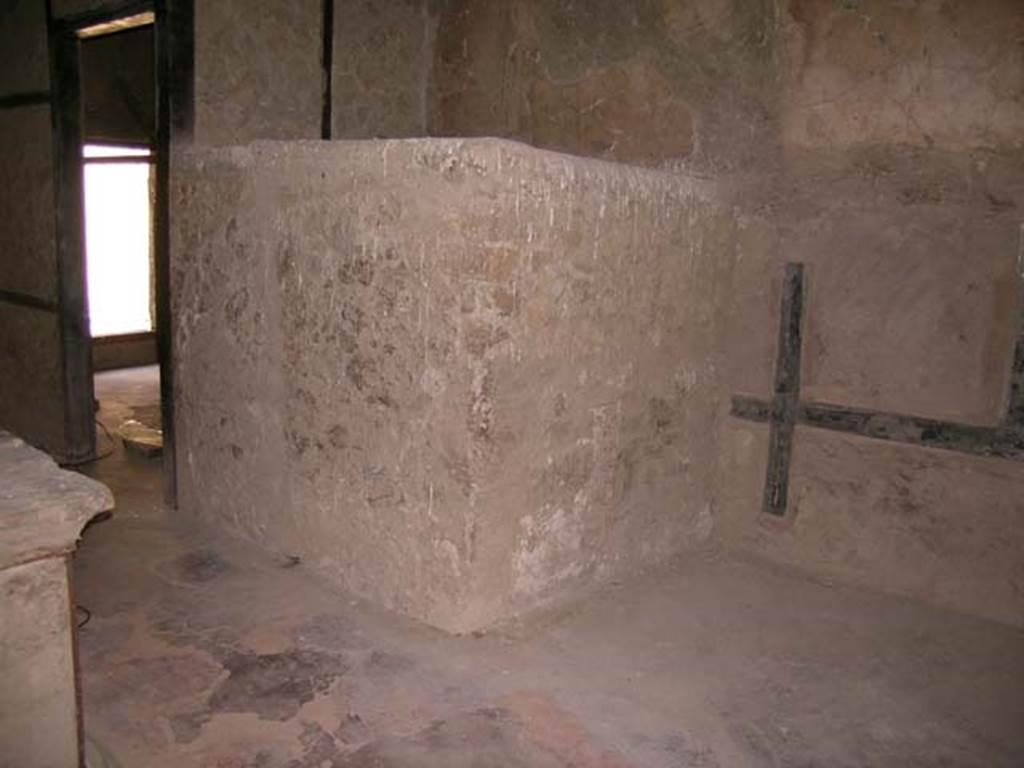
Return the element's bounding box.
[732,260,1024,517]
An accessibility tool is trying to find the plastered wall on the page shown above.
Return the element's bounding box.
[430,0,778,170]
[331,0,440,139]
[189,0,780,166]
[717,0,1024,627]
[780,0,1024,153]
[172,138,734,631]
[193,0,322,146]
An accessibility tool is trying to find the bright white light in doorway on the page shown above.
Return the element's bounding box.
[83,144,154,338]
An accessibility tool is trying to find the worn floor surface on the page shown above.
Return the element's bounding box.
[75,367,1024,767]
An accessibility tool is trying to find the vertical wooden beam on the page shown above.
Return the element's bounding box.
[321,0,334,140]
[1003,225,1024,428]
[762,262,805,516]
[47,5,96,465]
[154,0,193,506]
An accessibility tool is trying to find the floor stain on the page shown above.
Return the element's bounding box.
[208,648,350,721]
[292,613,371,651]
[365,649,416,675]
[173,549,233,583]
[333,708,565,768]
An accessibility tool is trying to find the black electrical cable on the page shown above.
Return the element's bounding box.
[60,419,116,468]
[75,604,92,629]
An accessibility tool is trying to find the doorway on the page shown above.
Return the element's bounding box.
[78,18,164,460]
[50,0,191,502]
[84,143,154,340]
[79,18,157,363]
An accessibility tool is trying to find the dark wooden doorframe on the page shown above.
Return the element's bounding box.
[48,0,193,507]
[154,0,193,507]
[47,3,96,466]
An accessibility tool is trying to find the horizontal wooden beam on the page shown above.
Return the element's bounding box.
[76,11,154,39]
[83,155,156,164]
[0,91,51,110]
[0,288,59,313]
[731,395,1024,462]
[51,0,153,35]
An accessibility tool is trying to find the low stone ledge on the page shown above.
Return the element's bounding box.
[0,430,114,570]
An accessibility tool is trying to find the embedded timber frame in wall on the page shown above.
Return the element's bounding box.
[731,255,1024,517]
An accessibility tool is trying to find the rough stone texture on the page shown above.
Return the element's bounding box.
[332,0,439,139]
[0,0,49,97]
[0,557,79,768]
[429,0,778,170]
[193,0,322,146]
[172,138,733,631]
[781,0,1024,152]
[0,430,114,568]
[0,431,113,768]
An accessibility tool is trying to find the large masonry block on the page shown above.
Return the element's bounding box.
[173,138,734,631]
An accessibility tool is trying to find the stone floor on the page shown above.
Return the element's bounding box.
[74,366,1024,767]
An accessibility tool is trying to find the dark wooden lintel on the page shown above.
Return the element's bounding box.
[321,0,334,140]
[0,91,51,110]
[83,155,156,164]
[731,395,1024,462]
[0,288,59,313]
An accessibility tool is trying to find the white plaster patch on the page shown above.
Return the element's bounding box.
[436,539,462,579]
[513,507,584,596]
[690,503,714,543]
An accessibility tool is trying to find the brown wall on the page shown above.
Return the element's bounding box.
[429,0,778,170]
[193,0,322,146]
[188,0,780,166]
[82,25,155,145]
[780,0,1024,153]
[717,0,1024,627]
[0,0,69,458]
[0,0,50,95]
[331,0,441,139]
